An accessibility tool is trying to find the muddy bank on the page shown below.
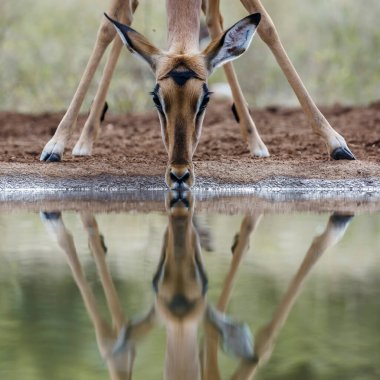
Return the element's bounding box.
[0,100,379,187]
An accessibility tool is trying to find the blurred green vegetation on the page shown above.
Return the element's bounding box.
[0,0,380,113]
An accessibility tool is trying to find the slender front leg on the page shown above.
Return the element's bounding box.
[240,0,355,160]
[40,0,133,162]
[72,0,139,156]
[204,0,269,157]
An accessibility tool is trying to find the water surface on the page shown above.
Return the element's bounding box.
[0,195,379,379]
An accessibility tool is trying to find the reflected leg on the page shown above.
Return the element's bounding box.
[40,211,134,378]
[202,213,263,379]
[232,213,353,379]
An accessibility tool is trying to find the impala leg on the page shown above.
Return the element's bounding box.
[240,0,355,160]
[41,211,135,378]
[72,0,139,156]
[72,38,123,156]
[231,213,354,379]
[218,213,263,310]
[40,212,112,350]
[80,212,126,330]
[202,213,262,380]
[204,0,269,157]
[40,0,134,162]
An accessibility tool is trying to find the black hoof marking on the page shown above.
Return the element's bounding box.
[100,234,108,254]
[231,103,240,123]
[45,153,61,162]
[40,152,49,161]
[100,101,109,123]
[231,233,239,254]
[41,211,61,220]
[330,213,354,227]
[331,147,355,160]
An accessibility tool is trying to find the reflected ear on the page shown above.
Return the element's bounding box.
[203,13,261,74]
[206,305,255,360]
[104,13,162,72]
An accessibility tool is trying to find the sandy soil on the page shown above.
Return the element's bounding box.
[0,100,379,184]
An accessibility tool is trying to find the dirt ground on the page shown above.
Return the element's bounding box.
[0,100,379,184]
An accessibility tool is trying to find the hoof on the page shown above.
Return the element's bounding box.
[40,211,61,221]
[72,144,92,156]
[251,145,270,158]
[40,152,61,162]
[331,147,355,160]
[330,213,354,227]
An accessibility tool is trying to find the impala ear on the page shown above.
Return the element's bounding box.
[206,305,255,360]
[203,13,261,74]
[104,13,162,72]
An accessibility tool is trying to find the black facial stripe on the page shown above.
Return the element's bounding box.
[151,83,160,95]
[195,85,212,124]
[168,69,197,86]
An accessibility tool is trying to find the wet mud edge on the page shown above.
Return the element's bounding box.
[1,174,380,203]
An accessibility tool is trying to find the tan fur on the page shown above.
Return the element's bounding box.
[40,0,354,184]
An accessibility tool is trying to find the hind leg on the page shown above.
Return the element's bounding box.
[72,38,123,156]
[72,0,139,156]
[204,0,269,157]
[40,0,135,162]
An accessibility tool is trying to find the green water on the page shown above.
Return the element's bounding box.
[0,204,379,379]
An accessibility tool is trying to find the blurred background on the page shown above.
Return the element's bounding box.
[0,0,380,113]
[1,210,380,379]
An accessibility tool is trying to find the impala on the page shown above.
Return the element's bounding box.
[40,0,355,188]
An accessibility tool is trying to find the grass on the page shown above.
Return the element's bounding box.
[0,0,379,113]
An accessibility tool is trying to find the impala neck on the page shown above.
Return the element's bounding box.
[165,324,201,380]
[166,0,201,54]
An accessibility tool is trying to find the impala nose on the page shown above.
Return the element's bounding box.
[168,294,195,317]
[169,167,191,189]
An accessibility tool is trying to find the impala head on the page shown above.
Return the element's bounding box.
[153,192,208,323]
[113,192,254,378]
[105,13,261,189]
